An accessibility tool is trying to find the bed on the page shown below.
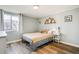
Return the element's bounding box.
[22,32,54,50]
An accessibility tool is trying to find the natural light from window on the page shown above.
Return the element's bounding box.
[3,13,19,32]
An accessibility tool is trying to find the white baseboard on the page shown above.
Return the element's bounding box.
[7,39,22,44]
[60,41,79,48]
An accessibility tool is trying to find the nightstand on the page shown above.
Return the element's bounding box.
[54,26,62,43]
[54,33,61,43]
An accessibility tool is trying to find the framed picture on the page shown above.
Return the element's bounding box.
[64,15,72,22]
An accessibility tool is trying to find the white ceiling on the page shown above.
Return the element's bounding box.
[0,5,79,18]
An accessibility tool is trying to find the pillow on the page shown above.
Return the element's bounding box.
[40,29,49,33]
[48,29,59,35]
[48,30,54,34]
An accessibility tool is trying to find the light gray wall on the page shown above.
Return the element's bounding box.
[22,15,39,33]
[6,31,20,42]
[39,8,79,45]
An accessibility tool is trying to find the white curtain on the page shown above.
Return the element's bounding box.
[19,14,23,34]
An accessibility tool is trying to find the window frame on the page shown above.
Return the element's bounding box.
[3,11,20,32]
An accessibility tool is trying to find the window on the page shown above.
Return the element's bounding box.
[3,12,19,32]
[12,16,19,32]
[4,14,11,31]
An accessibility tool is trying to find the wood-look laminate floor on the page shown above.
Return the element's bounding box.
[6,41,79,54]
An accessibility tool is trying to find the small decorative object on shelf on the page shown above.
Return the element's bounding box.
[44,17,56,24]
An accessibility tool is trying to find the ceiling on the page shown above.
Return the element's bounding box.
[0,5,79,18]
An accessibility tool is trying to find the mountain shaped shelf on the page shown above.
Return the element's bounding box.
[44,17,56,24]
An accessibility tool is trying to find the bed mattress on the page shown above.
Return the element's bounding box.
[22,32,53,43]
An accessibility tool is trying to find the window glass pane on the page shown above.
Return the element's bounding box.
[12,16,19,21]
[3,14,12,31]
[4,21,11,30]
[4,14,11,20]
[12,15,19,31]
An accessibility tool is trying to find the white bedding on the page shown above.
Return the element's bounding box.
[22,32,53,43]
[23,32,42,39]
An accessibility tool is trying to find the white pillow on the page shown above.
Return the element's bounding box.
[48,30,52,34]
[48,29,60,35]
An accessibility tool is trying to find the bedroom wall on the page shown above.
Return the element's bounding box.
[22,15,39,33]
[39,8,79,46]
